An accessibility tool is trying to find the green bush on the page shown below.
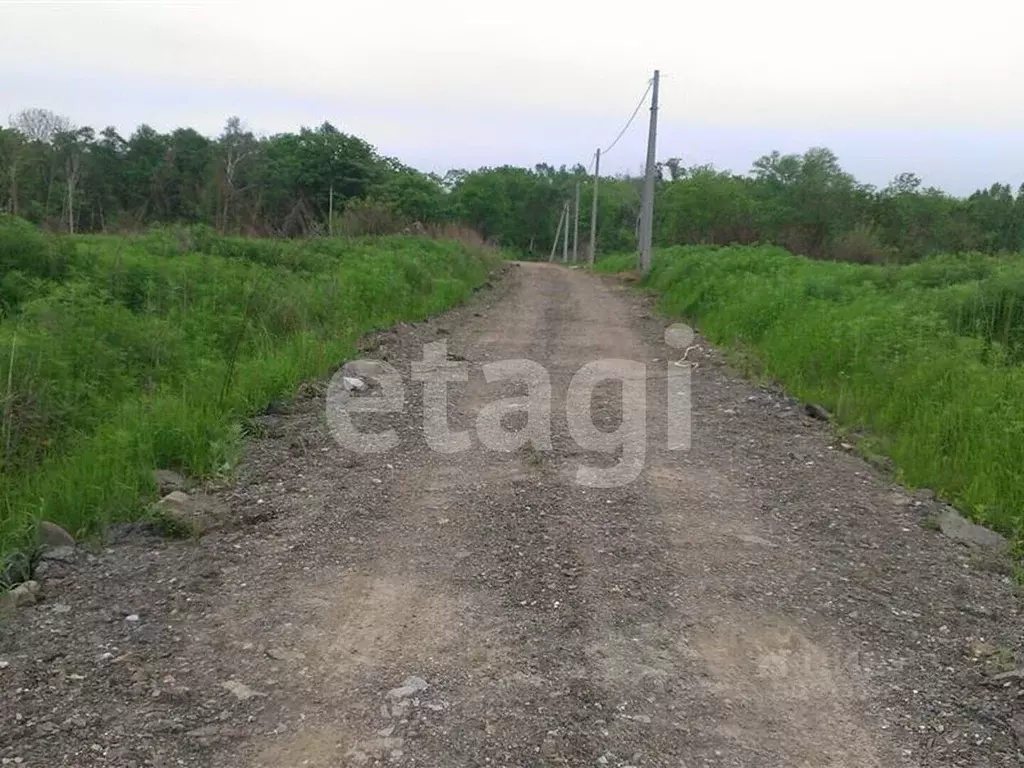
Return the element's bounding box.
[828,224,891,264]
[0,214,73,285]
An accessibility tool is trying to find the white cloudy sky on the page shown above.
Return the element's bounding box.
[2,0,1023,193]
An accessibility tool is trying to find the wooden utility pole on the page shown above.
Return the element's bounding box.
[638,69,660,275]
[550,204,566,262]
[588,148,601,265]
[572,181,581,262]
[562,201,570,262]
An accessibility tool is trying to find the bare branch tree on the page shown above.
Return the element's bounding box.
[9,108,73,144]
[0,129,24,214]
[219,116,255,233]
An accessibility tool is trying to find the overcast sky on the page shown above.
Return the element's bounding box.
[2,0,1023,194]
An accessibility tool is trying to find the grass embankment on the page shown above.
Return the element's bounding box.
[599,245,1024,543]
[0,217,498,573]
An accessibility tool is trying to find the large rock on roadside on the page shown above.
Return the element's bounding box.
[37,521,77,564]
[153,469,186,496]
[40,546,76,563]
[937,507,1008,551]
[159,491,192,513]
[155,491,200,536]
[38,521,75,549]
[0,580,41,612]
[154,491,228,536]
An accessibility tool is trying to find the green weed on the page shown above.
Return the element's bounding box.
[604,244,1024,541]
[0,218,498,561]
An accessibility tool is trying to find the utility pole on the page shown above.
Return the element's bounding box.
[588,148,601,265]
[550,204,566,262]
[572,181,581,262]
[638,69,660,275]
[562,200,570,262]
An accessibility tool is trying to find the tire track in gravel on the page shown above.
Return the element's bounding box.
[553,269,882,767]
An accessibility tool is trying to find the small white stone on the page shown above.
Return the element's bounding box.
[342,376,367,392]
[221,680,264,701]
[387,675,428,699]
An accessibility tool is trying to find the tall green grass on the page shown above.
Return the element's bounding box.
[0,217,498,565]
[592,253,637,274]
[598,245,1024,540]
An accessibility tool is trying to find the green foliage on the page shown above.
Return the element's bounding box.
[602,244,1024,540]
[656,166,758,246]
[0,215,71,281]
[593,252,637,274]
[441,149,1024,264]
[374,162,446,222]
[0,111,451,238]
[829,224,891,264]
[650,151,1024,263]
[0,219,498,562]
[338,198,405,236]
[5,107,1023,262]
[447,164,638,258]
[952,272,1024,361]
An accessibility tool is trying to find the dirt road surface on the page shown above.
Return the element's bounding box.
[2,262,1022,767]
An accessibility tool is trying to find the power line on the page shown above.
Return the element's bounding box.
[574,75,656,267]
[600,81,653,156]
[582,80,654,174]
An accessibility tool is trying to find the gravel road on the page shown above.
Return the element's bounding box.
[2,261,1022,767]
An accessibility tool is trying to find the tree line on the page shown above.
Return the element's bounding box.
[453,150,1024,262]
[0,109,447,237]
[2,108,1023,261]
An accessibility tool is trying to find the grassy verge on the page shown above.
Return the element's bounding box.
[596,245,1024,543]
[0,217,498,570]
[592,253,637,274]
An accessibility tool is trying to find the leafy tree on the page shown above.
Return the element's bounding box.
[966,184,1022,253]
[655,166,757,245]
[123,124,170,222]
[373,161,447,222]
